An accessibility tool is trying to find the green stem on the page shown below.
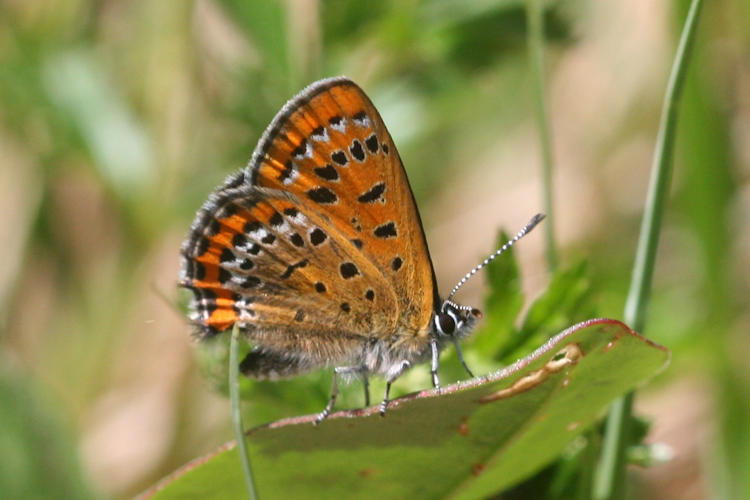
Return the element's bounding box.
[230,323,259,500]
[593,1,704,498]
[526,0,557,272]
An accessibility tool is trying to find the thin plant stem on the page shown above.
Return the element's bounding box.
[230,323,260,500]
[526,0,557,272]
[592,1,705,498]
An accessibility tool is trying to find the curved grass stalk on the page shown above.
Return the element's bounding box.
[230,323,260,500]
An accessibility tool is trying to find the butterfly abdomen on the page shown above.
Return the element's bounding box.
[240,347,318,380]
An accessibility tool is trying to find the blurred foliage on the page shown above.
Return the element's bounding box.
[0,362,95,500]
[0,0,747,498]
[472,230,596,362]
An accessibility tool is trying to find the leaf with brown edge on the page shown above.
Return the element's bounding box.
[142,319,669,500]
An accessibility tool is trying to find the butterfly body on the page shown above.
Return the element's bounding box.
[180,77,484,418]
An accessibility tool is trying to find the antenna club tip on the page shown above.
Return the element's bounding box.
[530,213,546,226]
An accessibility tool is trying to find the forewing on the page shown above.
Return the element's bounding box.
[244,77,439,338]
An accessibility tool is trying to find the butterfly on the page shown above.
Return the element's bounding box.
[179,77,543,422]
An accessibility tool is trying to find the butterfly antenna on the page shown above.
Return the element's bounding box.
[447,213,546,302]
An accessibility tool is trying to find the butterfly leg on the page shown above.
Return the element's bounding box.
[379,360,411,416]
[315,366,360,425]
[452,338,474,378]
[430,338,441,390]
[361,371,370,407]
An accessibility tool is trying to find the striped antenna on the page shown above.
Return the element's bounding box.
[446,213,546,301]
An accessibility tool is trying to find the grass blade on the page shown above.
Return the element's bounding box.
[593,1,705,498]
[526,0,558,271]
[230,323,259,500]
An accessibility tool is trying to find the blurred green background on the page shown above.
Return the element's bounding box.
[0,0,748,498]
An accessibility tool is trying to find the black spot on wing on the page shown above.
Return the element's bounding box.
[358,182,386,203]
[269,211,284,227]
[331,150,348,166]
[365,134,379,153]
[233,233,247,248]
[310,228,327,246]
[339,262,360,279]
[329,116,343,127]
[291,140,308,158]
[310,126,326,139]
[278,160,295,183]
[391,256,403,271]
[220,248,234,263]
[290,233,305,247]
[374,221,397,238]
[218,267,231,284]
[242,276,261,288]
[352,111,370,127]
[281,259,308,279]
[314,164,339,181]
[261,233,276,245]
[307,187,338,204]
[350,140,365,162]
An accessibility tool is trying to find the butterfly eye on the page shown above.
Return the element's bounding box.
[437,312,456,335]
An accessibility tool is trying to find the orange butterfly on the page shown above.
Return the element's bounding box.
[180,77,542,422]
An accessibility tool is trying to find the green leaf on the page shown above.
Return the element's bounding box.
[145,319,668,500]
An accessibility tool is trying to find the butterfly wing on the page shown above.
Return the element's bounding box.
[246,77,440,337]
[181,177,401,364]
[180,77,439,372]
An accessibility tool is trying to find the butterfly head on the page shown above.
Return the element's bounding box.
[433,300,482,340]
[433,213,546,341]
